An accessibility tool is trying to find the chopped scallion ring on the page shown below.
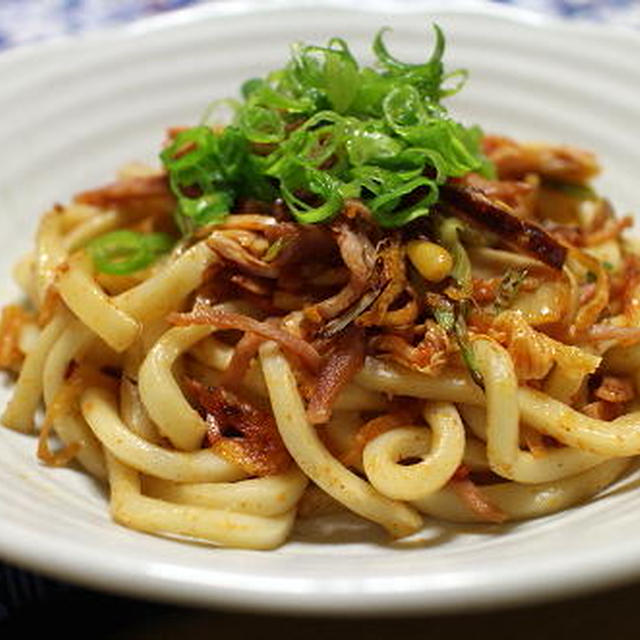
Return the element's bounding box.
[87,230,174,275]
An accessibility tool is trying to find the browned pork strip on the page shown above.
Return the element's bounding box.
[169,300,322,372]
[75,174,176,218]
[306,326,365,425]
[188,381,291,476]
[207,232,279,278]
[309,221,376,321]
[450,466,507,523]
[482,135,600,183]
[219,331,265,389]
[441,184,568,270]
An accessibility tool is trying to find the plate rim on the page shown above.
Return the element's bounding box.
[4,503,640,616]
[1,0,640,616]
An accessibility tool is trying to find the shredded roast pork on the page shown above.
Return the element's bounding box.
[169,300,323,372]
[306,325,365,424]
[75,174,176,218]
[441,183,568,270]
[482,135,600,184]
[188,380,291,476]
[450,466,507,524]
[306,220,376,321]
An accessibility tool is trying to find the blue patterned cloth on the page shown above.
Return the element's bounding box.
[0,0,202,49]
[0,0,637,50]
[494,0,639,23]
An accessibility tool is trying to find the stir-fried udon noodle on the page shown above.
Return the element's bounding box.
[2,28,640,549]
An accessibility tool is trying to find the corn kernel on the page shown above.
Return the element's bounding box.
[406,239,453,282]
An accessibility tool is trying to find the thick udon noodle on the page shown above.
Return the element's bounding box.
[1,144,639,550]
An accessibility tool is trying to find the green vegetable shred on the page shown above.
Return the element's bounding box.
[87,230,174,275]
[160,25,492,232]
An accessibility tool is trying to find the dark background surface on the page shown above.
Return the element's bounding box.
[3,574,640,638]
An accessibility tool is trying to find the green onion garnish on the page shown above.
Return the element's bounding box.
[430,295,483,388]
[438,217,473,296]
[454,305,484,390]
[543,179,597,201]
[161,24,492,232]
[494,268,528,313]
[87,230,175,275]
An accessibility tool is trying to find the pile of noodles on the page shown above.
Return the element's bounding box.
[1,134,639,549]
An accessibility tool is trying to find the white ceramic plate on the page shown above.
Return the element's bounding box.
[1,0,640,616]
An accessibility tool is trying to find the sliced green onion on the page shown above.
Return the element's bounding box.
[160,24,493,234]
[432,298,455,332]
[438,217,472,295]
[238,106,285,144]
[543,179,598,200]
[454,304,484,389]
[87,230,175,275]
[494,268,528,313]
[263,237,289,262]
[429,295,483,387]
